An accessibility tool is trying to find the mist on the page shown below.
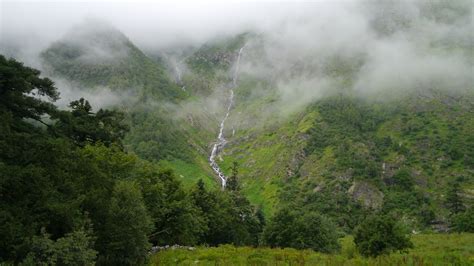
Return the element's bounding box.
[236,0,473,114]
[1,0,473,116]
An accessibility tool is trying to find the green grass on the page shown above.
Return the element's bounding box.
[150,234,474,265]
[159,159,217,190]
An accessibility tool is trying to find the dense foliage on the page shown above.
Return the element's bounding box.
[270,94,474,236]
[263,207,341,253]
[3,12,473,263]
[354,214,413,257]
[0,55,263,264]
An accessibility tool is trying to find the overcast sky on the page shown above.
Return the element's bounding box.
[1,0,322,52]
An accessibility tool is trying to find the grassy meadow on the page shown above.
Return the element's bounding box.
[150,234,474,266]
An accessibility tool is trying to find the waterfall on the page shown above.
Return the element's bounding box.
[174,64,182,84]
[174,61,187,91]
[163,54,186,91]
[209,45,245,188]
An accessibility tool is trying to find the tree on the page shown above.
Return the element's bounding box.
[392,168,414,190]
[445,181,465,215]
[254,207,266,245]
[451,207,474,233]
[189,178,264,247]
[226,161,240,191]
[52,98,129,147]
[189,179,233,245]
[354,214,413,257]
[0,55,58,123]
[23,226,97,266]
[98,181,152,265]
[141,170,204,246]
[264,208,340,253]
[227,192,261,246]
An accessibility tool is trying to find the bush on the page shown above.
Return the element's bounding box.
[451,207,474,232]
[23,227,97,265]
[263,208,340,253]
[354,214,413,257]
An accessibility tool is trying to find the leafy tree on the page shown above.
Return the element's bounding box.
[141,170,204,246]
[226,161,240,191]
[189,180,233,245]
[0,61,94,261]
[451,207,474,232]
[264,208,340,253]
[189,179,263,246]
[227,192,263,246]
[254,207,266,245]
[23,226,97,266]
[392,168,414,190]
[445,181,465,215]
[52,98,129,147]
[98,181,152,265]
[0,55,58,123]
[354,214,413,257]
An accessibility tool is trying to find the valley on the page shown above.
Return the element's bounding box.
[1,0,473,265]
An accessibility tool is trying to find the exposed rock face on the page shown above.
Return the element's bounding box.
[348,181,384,209]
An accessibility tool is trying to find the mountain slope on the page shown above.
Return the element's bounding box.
[41,21,182,101]
[40,22,218,188]
[39,18,474,232]
[175,27,474,229]
[221,91,474,225]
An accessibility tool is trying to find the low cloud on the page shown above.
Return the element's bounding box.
[52,78,132,111]
[1,0,472,117]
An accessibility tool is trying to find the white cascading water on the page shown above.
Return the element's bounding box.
[209,45,245,188]
[174,64,182,84]
[174,62,186,91]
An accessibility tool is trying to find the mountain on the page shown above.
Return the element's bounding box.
[41,21,181,100]
[167,31,474,232]
[40,20,474,232]
[40,22,220,188]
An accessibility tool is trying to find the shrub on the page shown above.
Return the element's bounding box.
[354,214,413,257]
[263,208,340,253]
[451,207,474,232]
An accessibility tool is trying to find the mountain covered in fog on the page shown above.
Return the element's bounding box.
[39,15,474,229]
[2,0,474,264]
[41,22,182,101]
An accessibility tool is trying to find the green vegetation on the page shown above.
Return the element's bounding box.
[263,208,341,253]
[0,56,263,264]
[3,12,473,264]
[41,23,182,100]
[354,214,413,257]
[186,33,247,79]
[150,233,474,265]
[40,22,217,188]
[23,227,97,265]
[222,93,474,233]
[99,180,153,265]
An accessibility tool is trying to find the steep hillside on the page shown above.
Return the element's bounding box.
[175,2,474,228]
[40,22,219,188]
[39,18,473,232]
[41,22,181,100]
[221,91,474,226]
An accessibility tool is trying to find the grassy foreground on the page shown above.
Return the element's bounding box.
[150,234,474,266]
